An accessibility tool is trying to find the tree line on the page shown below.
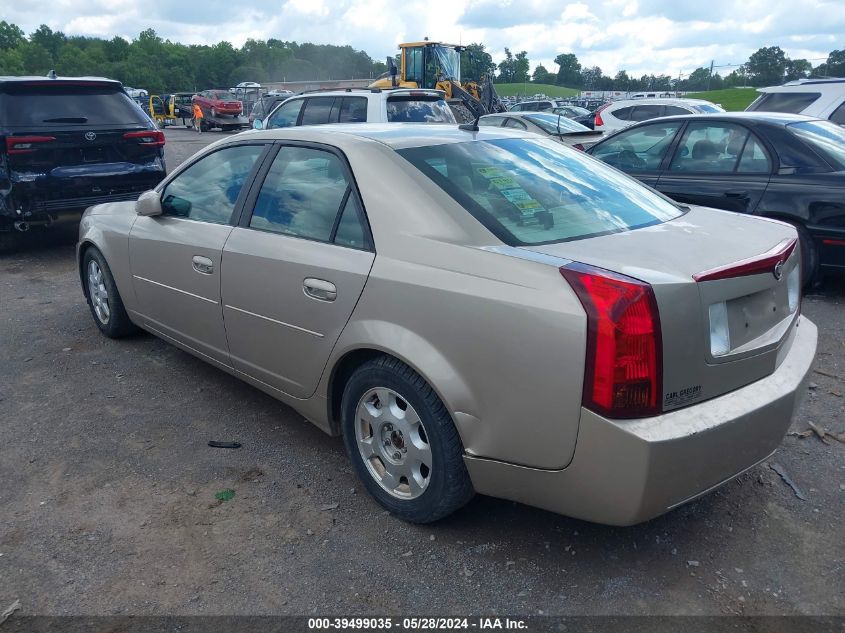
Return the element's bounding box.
[0,22,389,93]
[0,21,843,93]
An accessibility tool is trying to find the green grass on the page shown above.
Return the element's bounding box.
[685,88,759,111]
[493,83,580,98]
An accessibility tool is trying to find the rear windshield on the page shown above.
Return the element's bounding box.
[692,103,725,113]
[746,92,820,114]
[386,97,456,123]
[789,120,845,169]
[523,113,590,134]
[0,84,149,127]
[397,137,683,245]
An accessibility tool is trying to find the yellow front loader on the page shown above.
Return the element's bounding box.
[369,41,506,122]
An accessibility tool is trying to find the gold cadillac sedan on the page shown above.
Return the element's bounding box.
[78,124,817,525]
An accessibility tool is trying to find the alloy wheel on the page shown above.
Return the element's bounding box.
[87,259,111,324]
[355,387,432,500]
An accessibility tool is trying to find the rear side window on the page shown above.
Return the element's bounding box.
[829,101,845,125]
[663,105,692,116]
[0,83,150,128]
[611,106,633,120]
[249,146,369,248]
[398,137,683,246]
[300,97,336,126]
[746,92,821,114]
[629,105,664,122]
[338,97,367,123]
[789,120,845,170]
[668,122,769,174]
[386,97,455,123]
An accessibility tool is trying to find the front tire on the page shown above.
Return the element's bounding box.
[83,247,137,338]
[341,356,474,523]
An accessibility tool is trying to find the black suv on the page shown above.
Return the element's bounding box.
[0,75,166,247]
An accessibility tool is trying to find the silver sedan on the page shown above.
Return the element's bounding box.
[78,124,817,525]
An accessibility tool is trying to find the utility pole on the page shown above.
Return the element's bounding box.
[706,59,714,91]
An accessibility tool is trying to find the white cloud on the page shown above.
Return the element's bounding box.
[3,0,842,77]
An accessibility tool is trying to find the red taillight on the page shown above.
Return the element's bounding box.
[5,135,56,154]
[593,103,609,128]
[560,262,662,418]
[123,130,165,147]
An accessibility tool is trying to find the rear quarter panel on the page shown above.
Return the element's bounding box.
[318,141,587,470]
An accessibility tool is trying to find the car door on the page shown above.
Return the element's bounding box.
[221,143,375,398]
[588,120,684,188]
[656,121,772,213]
[128,142,269,366]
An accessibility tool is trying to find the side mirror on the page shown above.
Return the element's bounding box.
[253,119,263,130]
[135,190,162,217]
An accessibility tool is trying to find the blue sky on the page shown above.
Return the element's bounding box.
[5,0,844,77]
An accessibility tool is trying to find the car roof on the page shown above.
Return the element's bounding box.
[606,98,717,107]
[0,75,121,87]
[291,88,446,98]
[651,111,821,124]
[239,123,528,150]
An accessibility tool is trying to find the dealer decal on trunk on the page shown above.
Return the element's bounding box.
[665,385,703,408]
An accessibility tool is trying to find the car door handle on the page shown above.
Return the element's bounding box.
[303,278,337,302]
[725,190,749,198]
[192,255,214,274]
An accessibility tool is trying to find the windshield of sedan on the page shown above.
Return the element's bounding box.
[789,120,845,169]
[523,113,590,134]
[398,137,683,245]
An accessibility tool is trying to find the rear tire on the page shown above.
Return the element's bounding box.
[341,355,474,523]
[82,247,137,338]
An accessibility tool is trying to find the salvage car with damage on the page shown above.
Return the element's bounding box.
[0,74,166,249]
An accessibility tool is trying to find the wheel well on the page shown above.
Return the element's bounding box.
[328,348,384,434]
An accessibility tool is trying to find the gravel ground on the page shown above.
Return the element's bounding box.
[0,127,843,617]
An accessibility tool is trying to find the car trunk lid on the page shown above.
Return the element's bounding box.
[525,205,802,413]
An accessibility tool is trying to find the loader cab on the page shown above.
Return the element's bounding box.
[400,43,462,90]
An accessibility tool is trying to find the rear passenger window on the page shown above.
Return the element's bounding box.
[669,122,754,173]
[333,196,369,249]
[737,136,771,173]
[747,92,820,114]
[249,147,361,245]
[300,97,336,126]
[663,105,691,116]
[339,97,367,123]
[611,106,633,120]
[829,101,845,125]
[629,105,664,122]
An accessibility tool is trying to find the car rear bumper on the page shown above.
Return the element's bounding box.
[464,316,817,526]
[2,160,164,223]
